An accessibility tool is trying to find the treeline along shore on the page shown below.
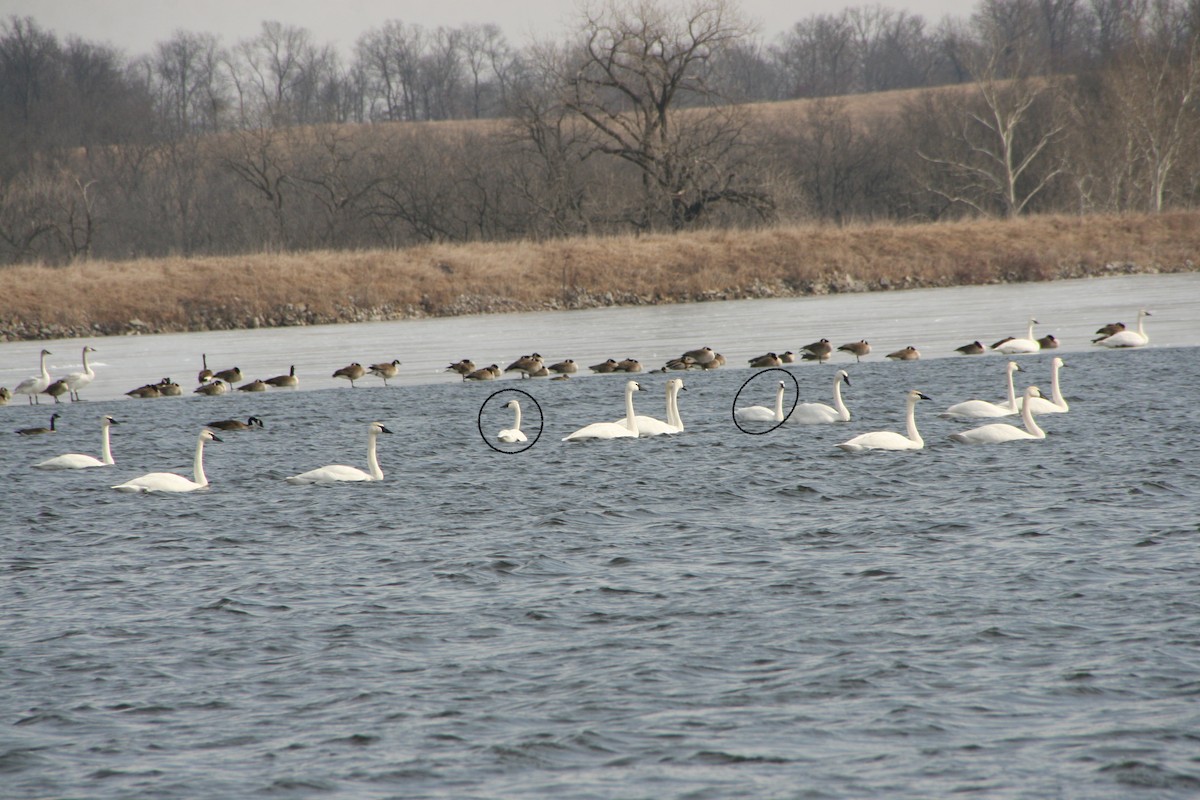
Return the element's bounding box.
[1,211,1197,342]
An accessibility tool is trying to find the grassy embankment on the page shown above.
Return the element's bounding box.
[1,211,1197,341]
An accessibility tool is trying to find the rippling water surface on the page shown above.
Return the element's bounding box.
[3,275,1200,798]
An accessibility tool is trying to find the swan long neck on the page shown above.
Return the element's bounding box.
[774,384,785,421]
[193,434,208,487]
[1136,311,1146,336]
[1050,361,1065,407]
[624,384,639,434]
[1027,319,1036,339]
[832,375,848,420]
[82,348,93,375]
[367,431,383,480]
[39,351,49,379]
[1004,364,1018,409]
[1021,391,1046,438]
[905,396,923,446]
[669,382,684,430]
[511,402,522,431]
[100,421,114,465]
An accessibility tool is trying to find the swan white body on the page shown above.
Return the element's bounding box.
[1096,309,1150,348]
[564,381,641,441]
[14,349,53,404]
[837,390,930,452]
[951,386,1047,444]
[35,415,118,469]
[941,362,1021,419]
[793,370,851,424]
[498,399,528,443]
[993,318,1041,354]
[112,429,221,492]
[63,346,97,401]
[618,379,684,436]
[286,422,392,484]
[1017,357,1068,414]
[736,380,786,423]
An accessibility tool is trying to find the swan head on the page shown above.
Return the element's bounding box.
[200,429,224,443]
[1053,357,1065,368]
[908,390,931,402]
[836,370,850,385]
[1024,385,1046,399]
[102,415,119,426]
[369,422,393,435]
[504,399,520,410]
[626,380,641,393]
[673,379,686,392]
[1008,361,1022,373]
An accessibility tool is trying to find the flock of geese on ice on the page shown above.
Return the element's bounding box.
[2,309,1152,492]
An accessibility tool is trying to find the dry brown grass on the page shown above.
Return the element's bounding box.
[2,211,1197,340]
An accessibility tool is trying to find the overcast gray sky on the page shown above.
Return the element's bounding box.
[0,0,970,56]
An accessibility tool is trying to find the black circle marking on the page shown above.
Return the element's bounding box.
[731,368,800,435]
[478,388,544,454]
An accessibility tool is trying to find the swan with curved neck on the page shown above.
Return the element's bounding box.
[1018,357,1068,414]
[951,385,1047,443]
[619,378,685,436]
[14,349,52,404]
[564,381,641,441]
[793,370,851,423]
[735,380,786,423]
[836,390,930,452]
[63,346,97,401]
[941,361,1022,419]
[112,428,222,492]
[1096,309,1151,348]
[286,422,392,483]
[992,318,1041,354]
[498,399,528,443]
[36,415,119,469]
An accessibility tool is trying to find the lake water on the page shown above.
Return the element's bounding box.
[3,273,1199,799]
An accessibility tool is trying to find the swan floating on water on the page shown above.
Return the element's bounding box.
[836,390,930,452]
[1095,309,1150,348]
[1017,357,1068,414]
[950,385,1047,444]
[112,428,222,493]
[35,415,119,469]
[564,381,641,441]
[793,370,851,423]
[940,361,1021,419]
[992,318,1041,354]
[497,399,528,443]
[735,380,787,423]
[286,422,392,484]
[617,378,685,436]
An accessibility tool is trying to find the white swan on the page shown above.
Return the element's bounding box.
[112,428,222,492]
[735,380,786,423]
[940,361,1022,419]
[992,318,1041,354]
[497,399,528,443]
[63,346,97,401]
[617,378,684,436]
[564,380,641,441]
[836,390,930,452]
[793,370,851,423]
[35,415,119,469]
[286,422,393,484]
[1017,357,1068,414]
[14,349,52,404]
[951,385,1047,444]
[1096,309,1151,348]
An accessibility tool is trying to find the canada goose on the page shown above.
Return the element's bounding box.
[1095,309,1151,347]
[836,390,931,452]
[548,359,578,374]
[286,422,392,484]
[213,366,242,385]
[265,365,299,388]
[446,359,476,378]
[157,378,182,396]
[801,339,833,363]
[682,347,716,366]
[464,364,500,381]
[0,387,10,405]
[504,353,543,378]
[778,350,796,363]
[837,340,871,363]
[17,412,61,435]
[992,318,1041,354]
[527,366,550,378]
[886,346,921,361]
[112,429,222,493]
[127,381,163,398]
[42,379,70,403]
[1092,322,1124,342]
[207,416,265,431]
[193,380,227,396]
[615,358,642,373]
[333,362,365,386]
[198,353,213,384]
[590,359,620,373]
[63,346,97,401]
[699,353,726,370]
[1037,334,1059,349]
[237,379,269,392]
[748,352,782,368]
[955,341,985,355]
[663,356,696,371]
[34,415,119,469]
[14,349,52,404]
[369,360,402,386]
